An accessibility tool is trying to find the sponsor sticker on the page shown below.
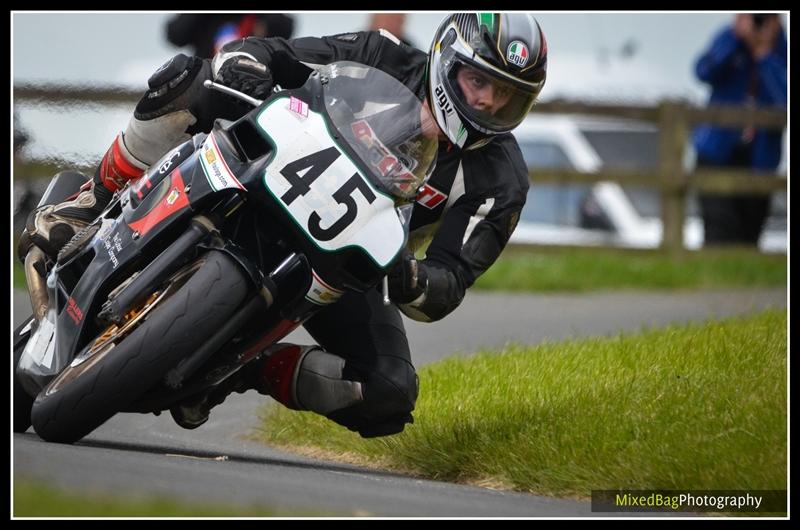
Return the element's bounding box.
[67,297,84,324]
[305,270,345,306]
[166,189,180,205]
[351,120,418,195]
[103,232,123,269]
[158,148,183,174]
[288,96,309,118]
[200,134,245,191]
[507,40,530,67]
[132,173,154,200]
[434,84,455,115]
[416,183,448,209]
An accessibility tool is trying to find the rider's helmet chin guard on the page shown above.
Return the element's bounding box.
[427,13,547,150]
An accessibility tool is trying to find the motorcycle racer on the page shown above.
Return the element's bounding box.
[18,13,547,438]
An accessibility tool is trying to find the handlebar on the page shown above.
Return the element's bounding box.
[202,80,263,108]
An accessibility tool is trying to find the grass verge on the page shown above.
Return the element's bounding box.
[13,259,27,291]
[474,245,787,292]
[13,478,340,517]
[255,310,787,502]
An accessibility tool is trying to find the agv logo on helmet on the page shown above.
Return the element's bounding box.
[506,41,530,67]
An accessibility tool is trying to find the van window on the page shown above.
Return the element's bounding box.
[581,130,658,170]
[522,184,595,226]
[518,142,573,170]
[517,140,597,227]
[582,129,662,219]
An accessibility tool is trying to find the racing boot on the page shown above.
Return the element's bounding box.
[169,344,365,429]
[256,343,364,414]
[19,51,215,260]
[17,133,146,262]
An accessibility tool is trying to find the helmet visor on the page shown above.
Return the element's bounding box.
[441,55,538,134]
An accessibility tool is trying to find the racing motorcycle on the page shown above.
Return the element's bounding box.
[13,61,438,444]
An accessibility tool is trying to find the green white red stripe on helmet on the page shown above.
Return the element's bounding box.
[477,12,495,33]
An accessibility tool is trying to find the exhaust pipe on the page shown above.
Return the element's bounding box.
[24,247,49,323]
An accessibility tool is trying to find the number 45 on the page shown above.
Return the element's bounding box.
[279,146,377,241]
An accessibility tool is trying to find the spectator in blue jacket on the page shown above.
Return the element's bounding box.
[692,13,786,246]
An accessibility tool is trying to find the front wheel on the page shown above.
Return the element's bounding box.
[31,250,250,444]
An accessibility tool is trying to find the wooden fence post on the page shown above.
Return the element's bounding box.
[658,101,688,255]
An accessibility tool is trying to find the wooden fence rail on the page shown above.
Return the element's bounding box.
[533,99,786,252]
[15,85,787,252]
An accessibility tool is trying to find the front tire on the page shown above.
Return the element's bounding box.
[31,250,249,444]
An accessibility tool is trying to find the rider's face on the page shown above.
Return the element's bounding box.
[455,65,513,116]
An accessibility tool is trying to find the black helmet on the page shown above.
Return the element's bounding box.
[427,13,547,149]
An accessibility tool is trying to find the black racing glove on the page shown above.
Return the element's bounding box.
[215,56,275,101]
[387,250,428,304]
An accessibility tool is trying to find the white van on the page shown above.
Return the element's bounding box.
[510,114,786,253]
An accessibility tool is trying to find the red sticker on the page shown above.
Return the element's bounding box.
[67,297,84,324]
[416,184,448,209]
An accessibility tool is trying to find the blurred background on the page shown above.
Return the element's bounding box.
[12,11,787,254]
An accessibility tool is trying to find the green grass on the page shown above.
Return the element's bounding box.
[255,310,787,502]
[15,158,95,182]
[475,246,787,292]
[12,479,341,517]
[13,259,27,290]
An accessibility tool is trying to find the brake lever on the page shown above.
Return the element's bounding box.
[203,80,263,108]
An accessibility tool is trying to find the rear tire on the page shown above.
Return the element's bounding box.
[30,250,249,444]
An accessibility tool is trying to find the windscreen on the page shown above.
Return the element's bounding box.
[322,62,438,200]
